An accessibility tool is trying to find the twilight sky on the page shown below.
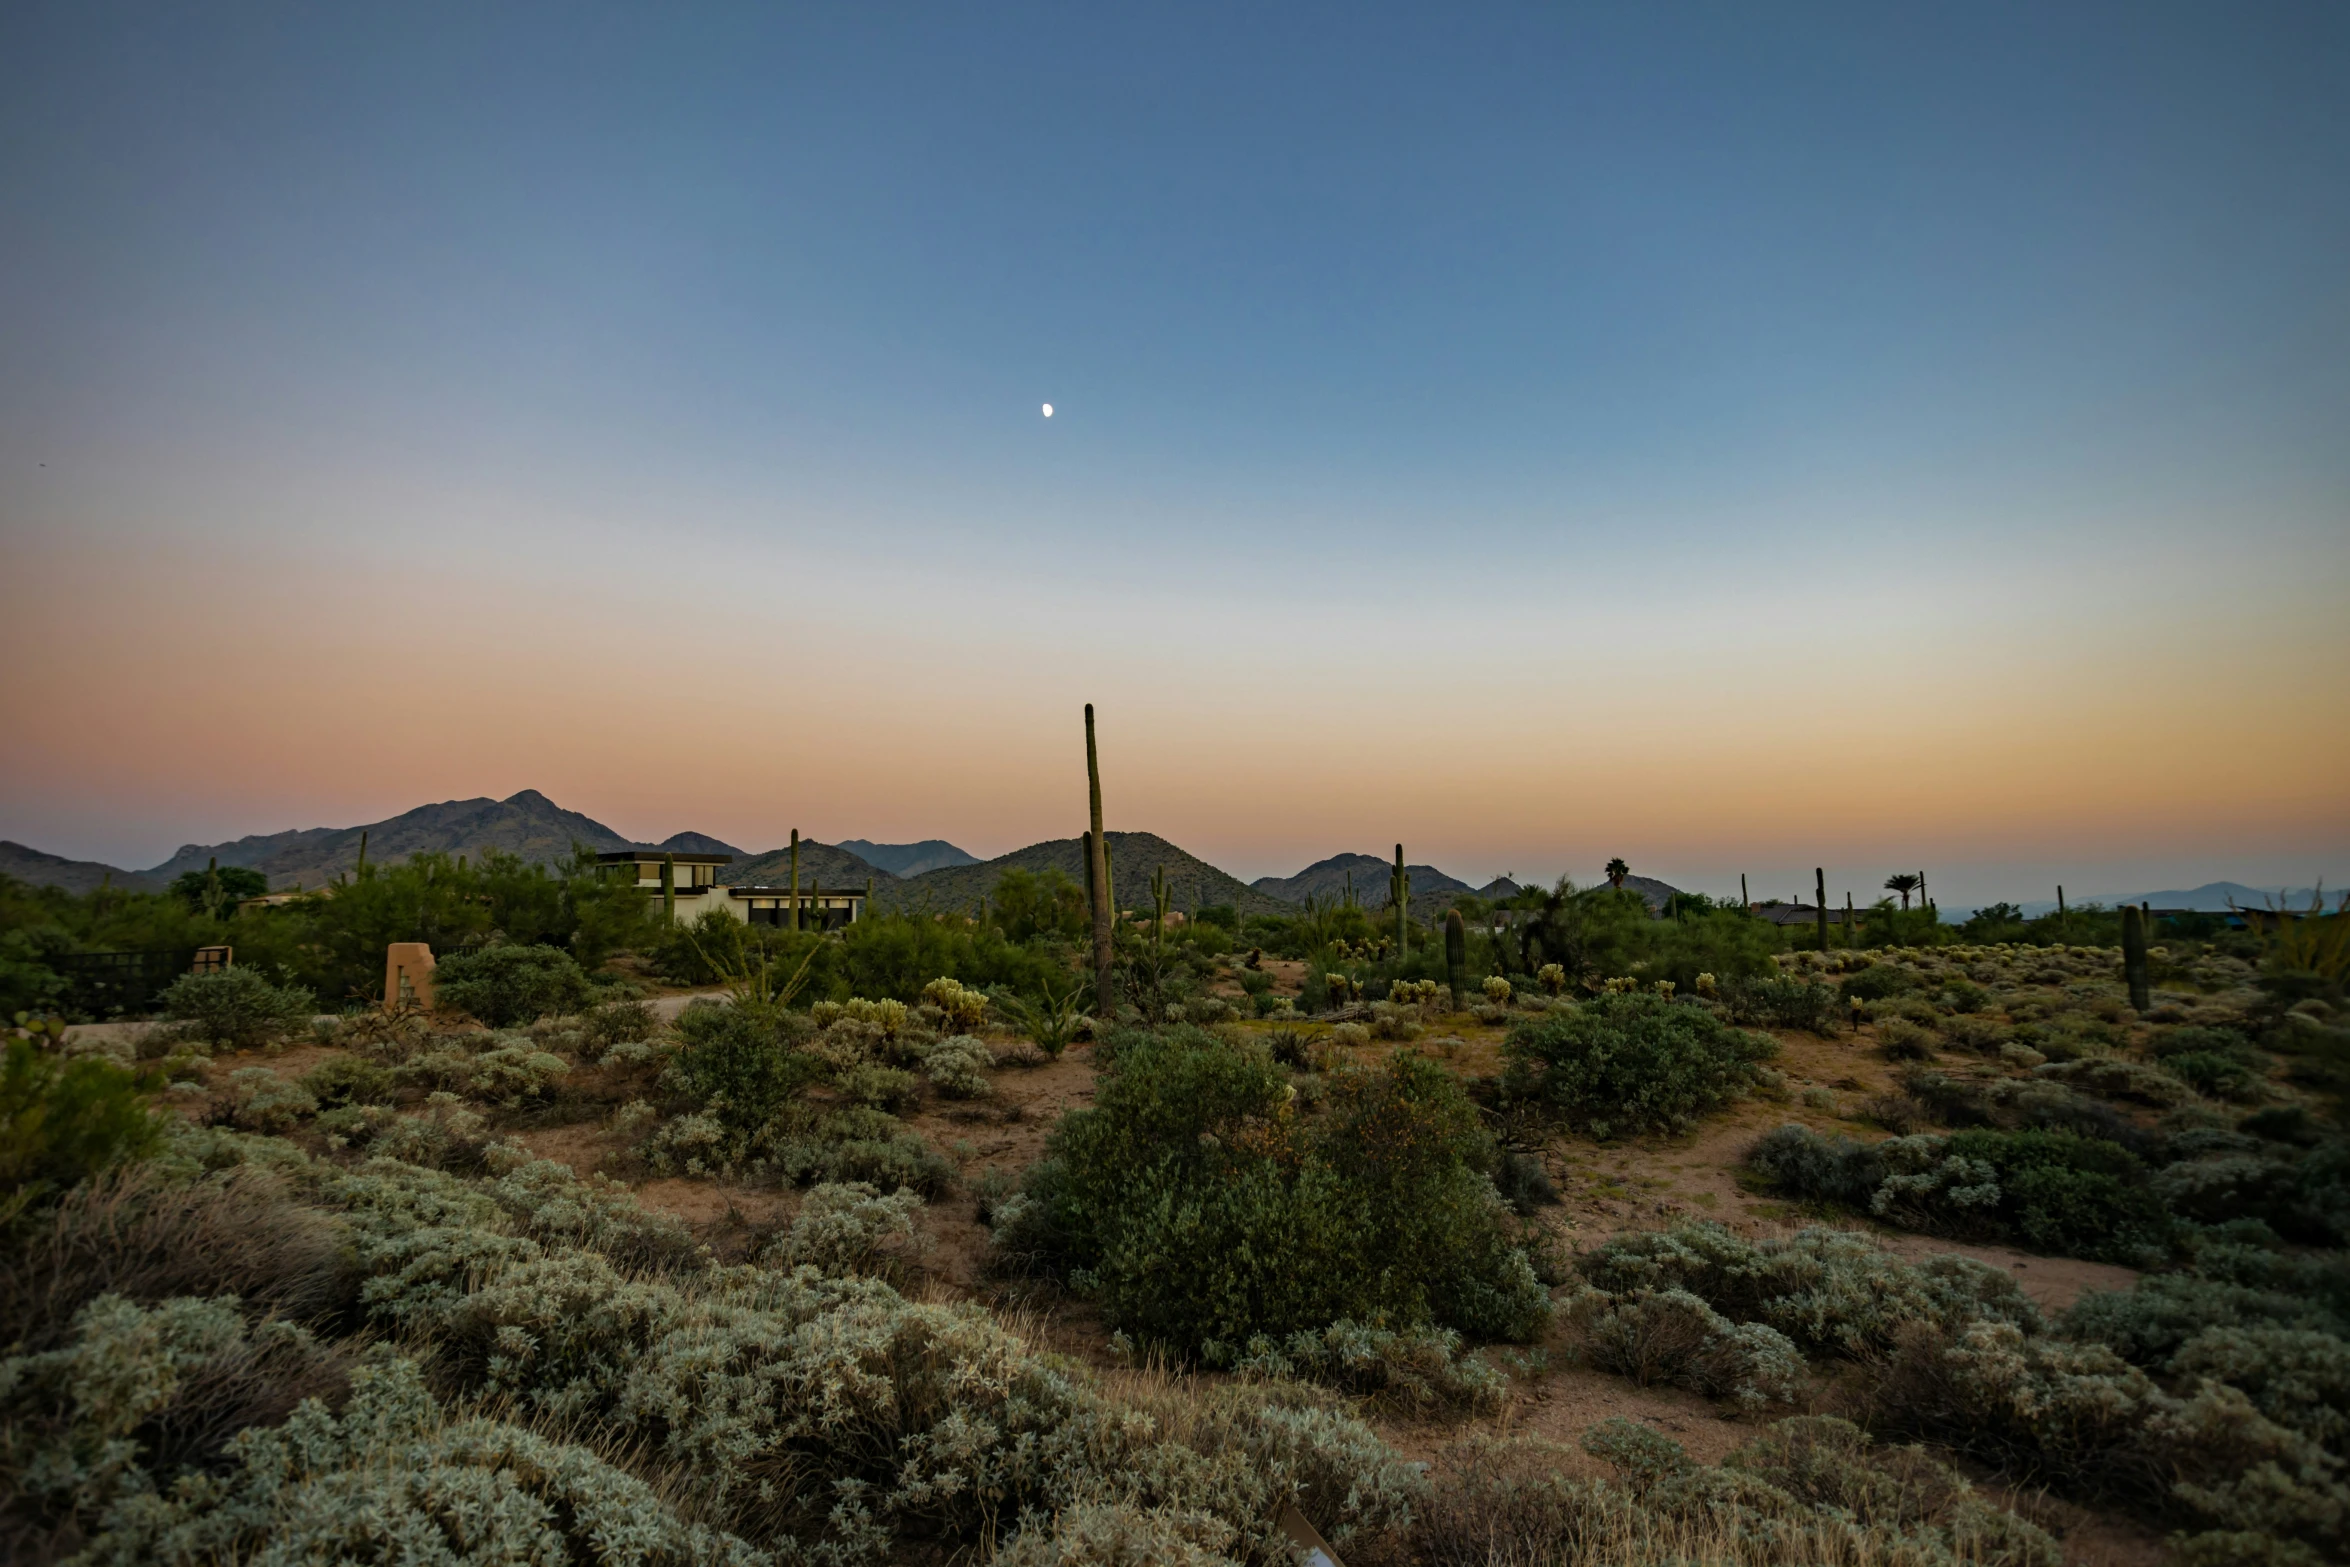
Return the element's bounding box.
[3,2,2345,904]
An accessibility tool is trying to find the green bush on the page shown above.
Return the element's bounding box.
[665,1000,818,1130]
[1502,993,1775,1138]
[1577,1222,2040,1359]
[1838,964,1917,1003]
[1748,1124,2172,1265]
[999,1030,1548,1357]
[1720,974,1842,1034]
[1409,1417,2060,1567]
[0,1039,164,1196]
[158,967,314,1051]
[430,943,590,1027]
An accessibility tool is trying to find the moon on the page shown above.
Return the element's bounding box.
[1041,403,1053,418]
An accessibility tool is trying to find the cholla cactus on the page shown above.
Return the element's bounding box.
[1536,963,1566,996]
[1601,976,1639,995]
[843,997,910,1035]
[1654,980,1677,998]
[1390,978,1443,1006]
[1695,972,1719,997]
[921,978,990,1031]
[1481,975,1512,1004]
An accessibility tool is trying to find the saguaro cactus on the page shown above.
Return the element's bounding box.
[789,828,802,932]
[1815,868,1829,953]
[2121,904,2152,1012]
[1393,844,1409,955]
[662,853,676,921]
[2057,885,2068,933]
[1740,873,1750,912]
[1085,704,1115,1018]
[1445,908,1467,1008]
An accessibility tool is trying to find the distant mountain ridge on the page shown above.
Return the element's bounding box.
[837,839,981,878]
[1252,852,1473,905]
[880,832,1293,916]
[0,841,165,896]
[728,841,897,890]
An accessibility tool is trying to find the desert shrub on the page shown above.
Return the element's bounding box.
[1570,1286,1805,1408]
[0,1292,355,1563]
[430,943,590,1028]
[1840,965,1917,1003]
[1876,1018,1936,1060]
[1748,1124,2172,1264]
[2154,1025,2258,1060]
[2171,1328,2350,1452]
[919,1033,994,1098]
[217,1067,317,1132]
[46,1345,752,1567]
[1223,1318,1506,1414]
[0,1165,356,1357]
[1941,978,1992,1013]
[666,1000,818,1130]
[1328,1020,1369,1048]
[1577,1222,2039,1359]
[1502,993,1775,1138]
[1410,1418,2059,1567]
[157,968,314,1052]
[1000,1031,1547,1356]
[297,1054,392,1108]
[836,1063,920,1111]
[0,1039,165,1198]
[1720,974,1842,1034]
[578,997,658,1059]
[1367,1000,1423,1040]
[2169,1051,2269,1101]
[1868,1318,2350,1554]
[766,1180,929,1278]
[455,1037,571,1106]
[1893,1069,2152,1150]
[995,1502,1239,1566]
[1493,1148,1559,1215]
[2063,1272,2345,1367]
[2035,1056,2192,1107]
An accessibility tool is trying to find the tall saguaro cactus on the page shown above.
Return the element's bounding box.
[1085,704,1115,1018]
[662,853,676,922]
[1393,844,1410,955]
[1444,908,1467,1008]
[789,828,802,932]
[2121,904,2152,1012]
[1815,868,1829,952]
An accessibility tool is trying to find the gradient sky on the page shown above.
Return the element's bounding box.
[3,2,2346,904]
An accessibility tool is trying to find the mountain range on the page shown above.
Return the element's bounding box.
[873,831,1292,916]
[1250,852,1474,905]
[0,793,1286,913]
[836,839,982,878]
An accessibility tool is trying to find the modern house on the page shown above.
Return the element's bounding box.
[595,850,868,930]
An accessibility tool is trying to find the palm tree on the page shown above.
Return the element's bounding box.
[1605,858,1630,892]
[1884,873,1922,910]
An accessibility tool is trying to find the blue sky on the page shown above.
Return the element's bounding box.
[2,2,2345,897]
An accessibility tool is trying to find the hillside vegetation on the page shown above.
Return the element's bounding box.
[5,870,2345,1565]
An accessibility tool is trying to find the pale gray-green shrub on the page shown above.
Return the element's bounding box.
[1567,1286,1805,1410]
[766,1182,928,1278]
[218,1067,317,1133]
[1576,1222,2040,1359]
[920,1034,995,1099]
[77,1348,763,1567]
[1217,1318,1504,1414]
